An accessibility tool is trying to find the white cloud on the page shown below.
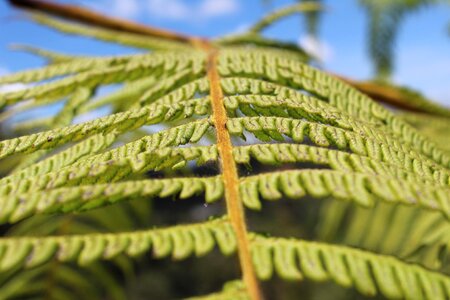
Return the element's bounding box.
[0,83,27,93]
[82,0,140,19]
[0,67,28,93]
[80,0,239,22]
[298,35,333,63]
[147,0,190,20]
[146,0,239,21]
[198,0,238,18]
[113,0,140,18]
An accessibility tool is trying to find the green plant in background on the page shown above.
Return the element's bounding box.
[293,0,450,81]
[359,0,450,82]
[0,1,449,299]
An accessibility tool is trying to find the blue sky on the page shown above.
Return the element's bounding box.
[0,0,449,106]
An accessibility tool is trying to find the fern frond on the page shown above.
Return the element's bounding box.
[402,111,450,152]
[217,49,450,166]
[0,51,205,108]
[317,201,450,270]
[240,170,450,216]
[0,188,144,300]
[227,116,449,177]
[0,137,212,199]
[1,2,450,299]
[0,218,235,271]
[189,280,249,300]
[233,143,447,184]
[3,133,116,182]
[78,76,160,113]
[3,140,449,223]
[2,218,450,300]
[251,235,450,299]
[1,176,223,223]
[0,102,210,159]
[216,33,309,58]
[0,262,126,300]
[248,2,323,33]
[12,87,95,170]
[9,44,77,63]
[0,54,131,85]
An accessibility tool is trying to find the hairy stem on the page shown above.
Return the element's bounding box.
[206,49,262,300]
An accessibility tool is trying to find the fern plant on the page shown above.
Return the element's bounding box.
[1,1,450,299]
[359,0,450,81]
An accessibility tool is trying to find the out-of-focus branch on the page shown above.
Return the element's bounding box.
[8,0,199,44]
[335,75,426,113]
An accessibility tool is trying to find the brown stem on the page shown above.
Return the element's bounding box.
[8,0,199,43]
[206,47,263,300]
